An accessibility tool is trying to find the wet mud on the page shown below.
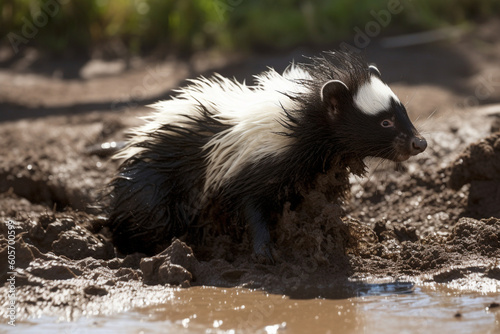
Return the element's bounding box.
[1,105,499,322]
[1,23,500,326]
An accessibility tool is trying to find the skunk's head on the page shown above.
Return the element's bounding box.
[317,57,426,162]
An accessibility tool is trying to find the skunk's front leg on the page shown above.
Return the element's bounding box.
[243,200,276,264]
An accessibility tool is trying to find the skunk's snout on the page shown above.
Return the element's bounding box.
[410,136,427,156]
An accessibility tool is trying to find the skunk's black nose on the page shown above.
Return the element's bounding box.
[410,136,427,155]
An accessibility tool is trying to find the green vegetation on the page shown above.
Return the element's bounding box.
[1,0,499,56]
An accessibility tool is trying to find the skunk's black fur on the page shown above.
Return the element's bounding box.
[107,51,426,260]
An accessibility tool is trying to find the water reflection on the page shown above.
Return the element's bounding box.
[285,280,414,299]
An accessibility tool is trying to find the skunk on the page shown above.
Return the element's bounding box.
[107,51,427,261]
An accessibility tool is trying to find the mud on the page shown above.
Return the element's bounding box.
[1,21,500,325]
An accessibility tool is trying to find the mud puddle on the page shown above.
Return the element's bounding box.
[8,282,499,334]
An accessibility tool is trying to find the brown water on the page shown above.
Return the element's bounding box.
[11,281,500,334]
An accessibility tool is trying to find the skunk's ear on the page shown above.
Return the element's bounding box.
[368,64,381,78]
[320,79,350,112]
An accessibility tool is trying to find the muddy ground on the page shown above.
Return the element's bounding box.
[1,21,500,321]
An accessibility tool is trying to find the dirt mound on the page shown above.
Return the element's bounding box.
[448,131,500,218]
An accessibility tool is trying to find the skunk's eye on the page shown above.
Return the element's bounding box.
[381,119,394,128]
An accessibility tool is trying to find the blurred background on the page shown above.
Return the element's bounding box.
[1,0,499,57]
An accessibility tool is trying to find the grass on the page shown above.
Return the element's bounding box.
[1,0,499,56]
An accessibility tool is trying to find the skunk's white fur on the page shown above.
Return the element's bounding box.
[354,76,399,115]
[119,66,313,194]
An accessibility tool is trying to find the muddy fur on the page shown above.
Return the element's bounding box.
[106,51,425,259]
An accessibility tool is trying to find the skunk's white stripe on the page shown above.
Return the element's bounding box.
[203,66,311,193]
[114,98,198,160]
[116,66,312,195]
[353,76,399,115]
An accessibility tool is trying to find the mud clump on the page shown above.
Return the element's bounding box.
[448,217,500,256]
[448,132,500,218]
[141,239,199,286]
[449,132,500,188]
[400,243,449,272]
[277,191,350,268]
[83,285,109,296]
[28,259,82,280]
[1,209,115,263]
